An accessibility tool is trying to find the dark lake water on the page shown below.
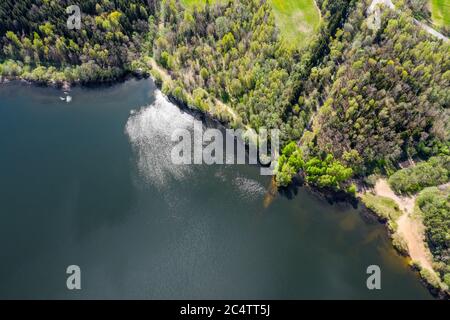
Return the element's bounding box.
[0,79,432,299]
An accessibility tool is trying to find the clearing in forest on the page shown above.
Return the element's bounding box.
[180,0,321,48]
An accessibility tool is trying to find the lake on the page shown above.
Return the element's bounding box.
[0,78,432,299]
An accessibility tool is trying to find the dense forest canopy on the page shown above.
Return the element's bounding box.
[0,0,157,82]
[302,1,449,176]
[0,0,448,183]
[416,186,450,288]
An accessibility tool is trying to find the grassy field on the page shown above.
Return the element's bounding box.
[180,0,320,48]
[430,0,450,27]
[361,193,403,231]
[269,0,320,47]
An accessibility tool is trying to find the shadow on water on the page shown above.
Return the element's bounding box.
[277,174,359,208]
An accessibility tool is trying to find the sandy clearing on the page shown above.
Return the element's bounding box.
[374,179,415,214]
[373,179,435,272]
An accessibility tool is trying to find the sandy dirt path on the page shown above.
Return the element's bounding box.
[148,58,242,126]
[374,179,434,272]
[368,0,448,42]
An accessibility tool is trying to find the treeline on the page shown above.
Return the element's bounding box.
[0,0,157,83]
[276,141,354,190]
[388,156,450,194]
[150,0,357,189]
[416,187,450,289]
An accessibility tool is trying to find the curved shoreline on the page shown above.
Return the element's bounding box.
[358,179,449,299]
[2,75,445,299]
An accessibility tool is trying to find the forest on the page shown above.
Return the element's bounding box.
[388,156,449,194]
[416,186,450,288]
[0,0,157,82]
[1,0,448,188]
[300,1,449,177]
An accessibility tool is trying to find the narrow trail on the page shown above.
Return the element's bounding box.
[373,179,435,272]
[149,58,171,84]
[152,17,243,126]
[368,0,449,42]
[417,19,449,42]
[148,58,242,126]
[366,0,447,277]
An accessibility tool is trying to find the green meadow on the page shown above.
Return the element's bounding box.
[430,0,450,27]
[269,0,320,47]
[179,0,320,48]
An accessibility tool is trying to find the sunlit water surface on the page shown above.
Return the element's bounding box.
[0,79,432,299]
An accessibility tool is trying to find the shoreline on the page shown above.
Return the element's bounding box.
[2,73,446,299]
[358,179,449,299]
[0,68,150,90]
[283,174,448,299]
[359,203,448,299]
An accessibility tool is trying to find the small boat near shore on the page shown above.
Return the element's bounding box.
[60,92,72,102]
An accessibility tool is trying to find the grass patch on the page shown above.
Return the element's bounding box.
[361,193,403,231]
[180,0,321,48]
[269,0,320,48]
[430,0,450,27]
